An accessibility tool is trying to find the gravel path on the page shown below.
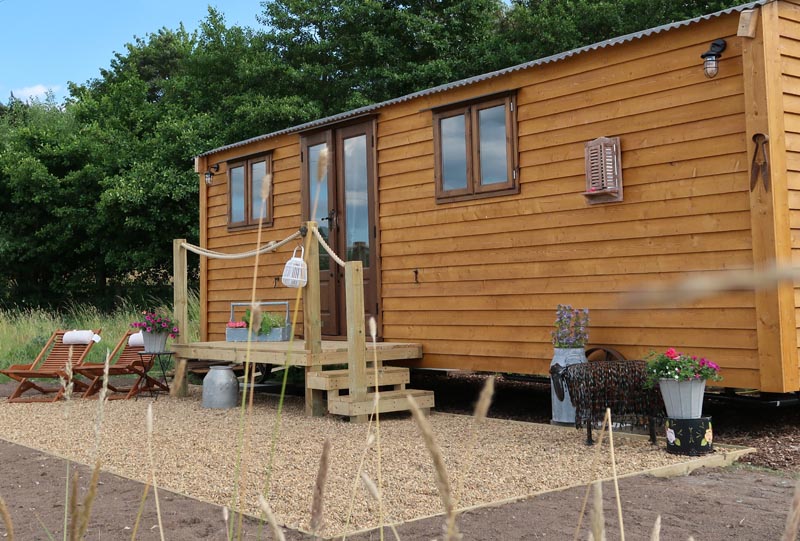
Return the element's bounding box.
[0,386,711,538]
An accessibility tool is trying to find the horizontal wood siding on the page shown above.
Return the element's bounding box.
[377,14,758,388]
[781,1,800,376]
[203,136,305,340]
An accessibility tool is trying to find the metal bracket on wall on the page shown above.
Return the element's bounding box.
[750,133,770,192]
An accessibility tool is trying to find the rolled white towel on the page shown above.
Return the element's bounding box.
[63,330,101,345]
[128,331,144,347]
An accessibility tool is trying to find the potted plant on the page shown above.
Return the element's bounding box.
[549,304,589,425]
[644,348,721,419]
[131,310,179,353]
[225,301,291,342]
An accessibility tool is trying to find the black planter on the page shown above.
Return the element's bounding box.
[665,416,713,456]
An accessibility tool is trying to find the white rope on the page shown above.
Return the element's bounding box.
[180,230,302,260]
[313,227,346,268]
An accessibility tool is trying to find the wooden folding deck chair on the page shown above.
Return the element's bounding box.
[75,331,167,399]
[0,329,101,403]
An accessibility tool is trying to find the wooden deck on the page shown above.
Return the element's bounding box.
[172,340,422,367]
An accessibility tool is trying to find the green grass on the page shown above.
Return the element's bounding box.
[0,292,200,378]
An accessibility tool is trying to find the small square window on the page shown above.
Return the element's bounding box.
[583,136,623,205]
[228,153,273,229]
[433,93,519,203]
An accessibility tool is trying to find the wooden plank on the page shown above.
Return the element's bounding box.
[525,76,744,136]
[345,261,367,422]
[327,389,434,416]
[380,229,753,265]
[381,251,753,288]
[742,2,799,392]
[382,307,756,330]
[379,205,750,246]
[304,222,325,416]
[306,366,409,390]
[740,9,760,38]
[519,95,745,150]
[172,238,189,397]
[518,64,742,125]
[382,291,756,311]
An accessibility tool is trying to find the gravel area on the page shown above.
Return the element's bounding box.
[0,385,726,538]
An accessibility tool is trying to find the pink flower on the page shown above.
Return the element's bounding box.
[665,348,679,360]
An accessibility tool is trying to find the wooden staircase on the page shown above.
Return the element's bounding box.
[306,365,435,421]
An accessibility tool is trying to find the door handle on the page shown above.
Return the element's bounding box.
[320,208,337,227]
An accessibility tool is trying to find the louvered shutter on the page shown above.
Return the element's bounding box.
[583,136,623,204]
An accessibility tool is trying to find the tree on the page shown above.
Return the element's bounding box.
[258,0,507,115]
[500,0,743,65]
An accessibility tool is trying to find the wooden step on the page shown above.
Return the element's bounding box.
[327,388,435,417]
[306,366,409,391]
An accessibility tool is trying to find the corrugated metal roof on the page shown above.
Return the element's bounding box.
[199,0,769,158]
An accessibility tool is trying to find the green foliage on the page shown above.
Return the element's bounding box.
[242,309,286,335]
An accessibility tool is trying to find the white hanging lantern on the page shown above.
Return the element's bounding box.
[281,246,308,288]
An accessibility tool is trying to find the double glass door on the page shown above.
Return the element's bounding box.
[302,121,378,337]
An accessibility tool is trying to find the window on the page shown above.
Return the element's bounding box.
[228,153,273,229]
[433,93,518,203]
[583,136,623,205]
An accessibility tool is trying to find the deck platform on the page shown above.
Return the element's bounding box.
[172,340,422,367]
[172,339,426,419]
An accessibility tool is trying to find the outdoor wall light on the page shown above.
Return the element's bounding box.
[204,164,220,186]
[701,39,727,79]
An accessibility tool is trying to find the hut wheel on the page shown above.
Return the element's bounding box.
[255,363,272,384]
[585,346,626,363]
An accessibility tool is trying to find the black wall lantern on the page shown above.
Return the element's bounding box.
[204,163,220,186]
[701,39,727,79]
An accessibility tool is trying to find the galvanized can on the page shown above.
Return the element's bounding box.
[202,366,240,409]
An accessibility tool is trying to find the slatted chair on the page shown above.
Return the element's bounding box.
[75,331,164,400]
[1,329,101,403]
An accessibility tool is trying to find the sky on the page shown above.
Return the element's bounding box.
[0,0,264,103]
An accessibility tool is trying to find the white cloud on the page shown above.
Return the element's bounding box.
[12,84,60,101]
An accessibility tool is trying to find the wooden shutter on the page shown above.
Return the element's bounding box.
[583,136,623,204]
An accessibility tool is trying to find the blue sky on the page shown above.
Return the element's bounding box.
[0,0,264,103]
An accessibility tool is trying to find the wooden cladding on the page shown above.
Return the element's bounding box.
[583,136,623,204]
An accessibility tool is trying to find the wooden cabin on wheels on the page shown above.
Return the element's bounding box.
[176,0,800,412]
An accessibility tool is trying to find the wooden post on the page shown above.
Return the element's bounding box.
[741,3,799,393]
[303,222,325,416]
[172,238,189,397]
[346,261,368,423]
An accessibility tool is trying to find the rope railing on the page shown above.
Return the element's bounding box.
[180,230,302,260]
[312,227,346,268]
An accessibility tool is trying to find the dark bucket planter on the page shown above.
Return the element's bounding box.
[665,416,713,456]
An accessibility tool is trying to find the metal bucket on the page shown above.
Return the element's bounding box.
[202,366,240,409]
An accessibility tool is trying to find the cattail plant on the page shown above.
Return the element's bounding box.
[650,515,661,541]
[0,495,13,540]
[310,438,331,537]
[146,404,165,541]
[361,473,401,541]
[408,395,460,541]
[588,481,606,541]
[258,496,286,541]
[782,478,800,541]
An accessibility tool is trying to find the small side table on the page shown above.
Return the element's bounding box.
[137,351,173,397]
